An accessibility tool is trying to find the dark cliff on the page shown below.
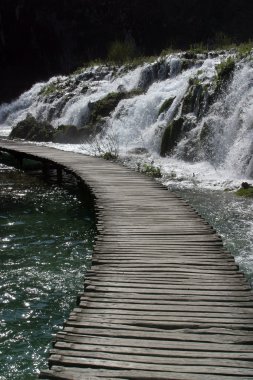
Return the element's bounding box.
[0,0,253,103]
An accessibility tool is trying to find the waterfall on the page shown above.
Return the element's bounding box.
[1,51,253,188]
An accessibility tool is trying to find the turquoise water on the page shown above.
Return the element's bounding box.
[0,165,95,379]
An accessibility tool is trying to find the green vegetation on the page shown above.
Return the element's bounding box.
[235,187,253,197]
[189,42,209,54]
[100,152,118,161]
[141,163,162,178]
[39,81,62,97]
[235,183,253,197]
[215,57,235,90]
[158,97,175,116]
[71,38,253,79]
[236,40,253,57]
[107,40,137,64]
[212,32,234,50]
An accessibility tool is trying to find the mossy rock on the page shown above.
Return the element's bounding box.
[215,57,235,90]
[53,124,96,143]
[182,82,209,118]
[158,97,176,116]
[39,82,63,99]
[181,59,195,71]
[88,89,143,125]
[235,187,253,197]
[9,114,55,142]
[160,117,184,156]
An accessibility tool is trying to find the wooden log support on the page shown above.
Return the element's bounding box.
[0,139,253,380]
[42,161,50,178]
[56,166,63,184]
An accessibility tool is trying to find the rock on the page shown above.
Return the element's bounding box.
[158,97,176,116]
[241,182,252,189]
[160,117,184,156]
[182,81,209,118]
[87,89,143,126]
[9,114,55,142]
[215,57,235,91]
[53,124,95,143]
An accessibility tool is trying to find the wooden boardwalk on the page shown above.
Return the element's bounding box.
[1,139,253,380]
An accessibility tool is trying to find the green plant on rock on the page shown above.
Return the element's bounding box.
[236,41,253,58]
[235,183,253,197]
[235,188,253,197]
[215,57,235,90]
[39,81,62,97]
[141,163,162,178]
[158,97,176,116]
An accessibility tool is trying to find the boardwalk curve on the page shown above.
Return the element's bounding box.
[0,139,253,380]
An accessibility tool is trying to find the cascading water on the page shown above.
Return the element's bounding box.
[0,50,253,282]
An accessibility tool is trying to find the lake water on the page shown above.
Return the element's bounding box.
[0,164,95,379]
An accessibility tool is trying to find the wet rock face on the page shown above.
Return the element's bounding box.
[9,115,55,142]
[160,118,184,157]
[9,116,96,144]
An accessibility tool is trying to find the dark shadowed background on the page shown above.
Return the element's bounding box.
[0,0,253,103]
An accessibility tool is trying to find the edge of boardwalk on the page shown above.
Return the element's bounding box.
[0,140,253,380]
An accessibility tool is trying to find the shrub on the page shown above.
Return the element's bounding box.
[101,152,117,160]
[141,163,162,178]
[235,183,253,197]
[189,42,208,54]
[107,40,137,63]
[236,41,253,57]
[213,32,234,50]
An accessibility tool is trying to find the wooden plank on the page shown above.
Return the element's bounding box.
[48,354,253,376]
[54,341,253,360]
[40,366,252,380]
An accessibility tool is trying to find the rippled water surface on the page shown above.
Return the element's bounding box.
[174,187,253,287]
[0,165,95,379]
